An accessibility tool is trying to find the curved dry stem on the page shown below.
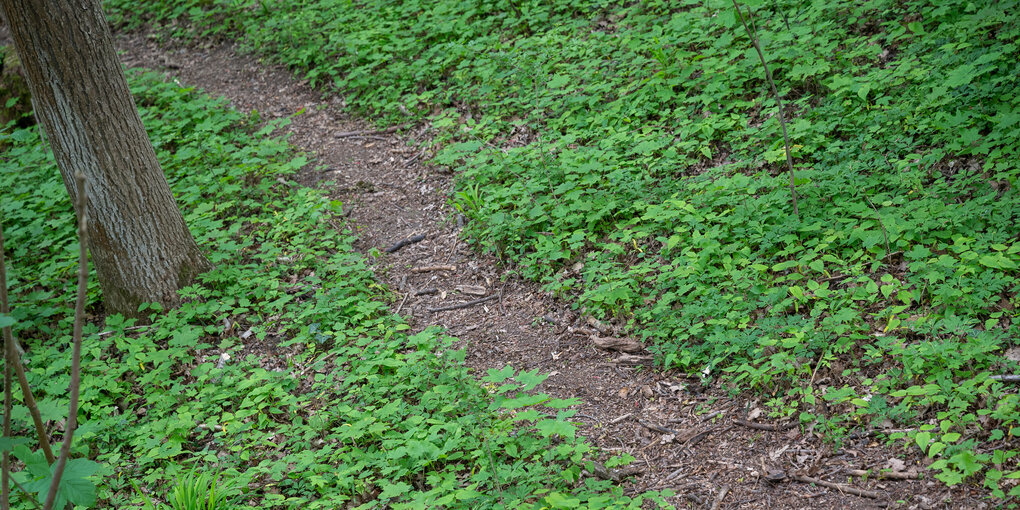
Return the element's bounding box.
[42,172,88,510]
[732,0,800,218]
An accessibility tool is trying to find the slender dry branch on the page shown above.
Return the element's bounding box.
[733,418,797,431]
[426,294,499,313]
[792,474,882,499]
[733,0,800,218]
[43,173,89,510]
[0,196,55,466]
[990,374,1020,383]
[2,362,10,510]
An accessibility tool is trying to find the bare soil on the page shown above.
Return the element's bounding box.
[28,27,982,509]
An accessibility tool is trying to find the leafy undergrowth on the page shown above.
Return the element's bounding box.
[0,71,671,508]
[106,0,1020,498]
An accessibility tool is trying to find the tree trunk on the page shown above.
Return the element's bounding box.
[0,0,212,316]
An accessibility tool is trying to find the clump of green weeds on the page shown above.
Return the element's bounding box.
[0,70,670,508]
[104,0,1020,498]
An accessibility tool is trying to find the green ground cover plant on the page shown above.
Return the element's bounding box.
[0,70,670,508]
[106,0,1020,498]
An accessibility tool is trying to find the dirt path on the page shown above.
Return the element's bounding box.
[110,32,966,509]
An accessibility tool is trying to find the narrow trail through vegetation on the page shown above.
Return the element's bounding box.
[112,32,974,509]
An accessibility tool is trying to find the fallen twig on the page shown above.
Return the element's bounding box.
[637,419,679,436]
[44,172,90,510]
[427,294,499,313]
[846,468,923,480]
[609,413,633,425]
[848,427,917,439]
[732,0,799,218]
[404,147,427,166]
[991,374,1020,383]
[685,428,716,447]
[792,474,882,499]
[384,233,426,253]
[411,265,457,273]
[733,418,797,431]
[334,125,403,138]
[699,410,724,422]
[709,485,729,510]
[394,292,410,315]
[591,335,644,353]
[609,353,654,365]
[414,287,438,296]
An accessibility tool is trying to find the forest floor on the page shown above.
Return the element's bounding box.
[104,30,982,510]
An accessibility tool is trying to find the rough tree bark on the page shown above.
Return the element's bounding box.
[0,1,212,316]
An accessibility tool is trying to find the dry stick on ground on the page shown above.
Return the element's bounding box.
[710,485,730,510]
[0,199,55,466]
[426,294,499,313]
[845,469,923,480]
[43,173,89,510]
[384,233,425,253]
[791,474,882,499]
[610,413,633,425]
[733,0,799,218]
[394,292,410,315]
[991,374,1020,383]
[733,418,798,431]
[2,349,10,509]
[411,265,457,273]
[637,419,679,436]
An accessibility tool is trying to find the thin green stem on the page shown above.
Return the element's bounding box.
[733,0,800,218]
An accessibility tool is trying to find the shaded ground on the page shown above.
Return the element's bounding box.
[0,23,980,508]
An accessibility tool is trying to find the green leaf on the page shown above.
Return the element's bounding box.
[516,369,548,391]
[945,65,976,88]
[536,418,577,440]
[379,481,413,500]
[543,492,581,508]
[950,450,983,476]
[545,398,580,409]
[915,431,931,452]
[0,313,14,329]
[0,436,29,453]
[482,365,515,384]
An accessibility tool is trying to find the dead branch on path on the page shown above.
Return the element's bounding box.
[384,233,425,253]
[791,474,882,499]
[426,294,499,313]
[637,419,679,436]
[844,467,926,479]
[411,265,457,273]
[733,418,797,431]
